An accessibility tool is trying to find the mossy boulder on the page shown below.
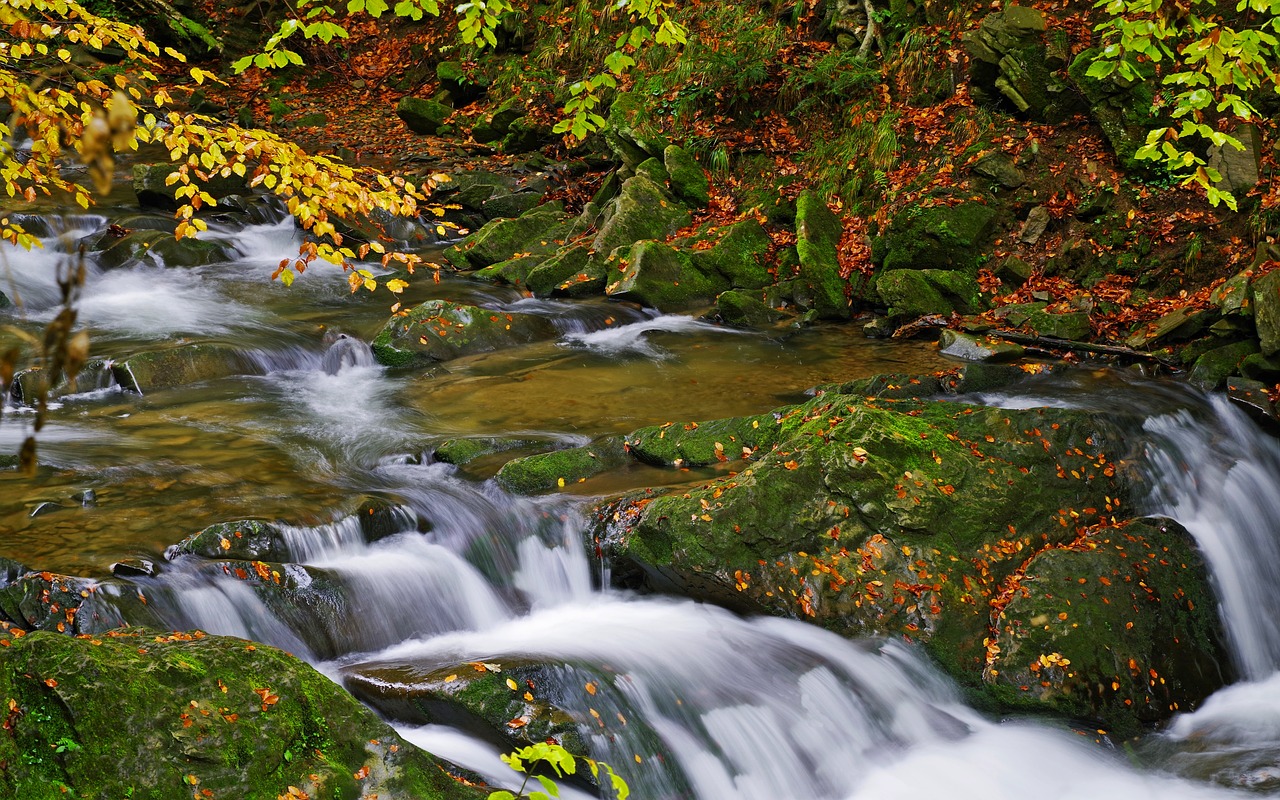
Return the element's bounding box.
[471,103,525,144]
[664,145,710,207]
[1026,309,1092,341]
[0,627,479,800]
[1189,340,1259,390]
[436,61,488,105]
[877,268,985,317]
[604,92,666,169]
[84,228,233,270]
[443,204,568,270]
[794,191,850,319]
[371,300,558,368]
[433,436,542,466]
[501,117,552,154]
[604,240,727,311]
[591,176,691,258]
[589,386,1228,733]
[525,243,593,296]
[715,290,785,328]
[694,219,774,290]
[397,96,453,135]
[496,436,630,494]
[481,191,543,220]
[988,518,1227,735]
[111,344,254,394]
[938,330,1025,362]
[875,201,997,272]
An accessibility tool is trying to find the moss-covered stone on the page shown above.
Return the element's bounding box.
[794,191,850,319]
[663,145,710,207]
[433,437,542,466]
[0,627,480,800]
[588,387,1225,732]
[876,269,952,317]
[1067,48,1162,170]
[604,240,727,311]
[443,204,567,270]
[495,436,630,494]
[693,219,774,290]
[471,103,525,144]
[988,518,1228,737]
[715,290,784,328]
[875,201,997,272]
[501,117,551,154]
[397,96,453,135]
[604,92,666,169]
[1189,340,1259,389]
[1026,309,1092,341]
[525,243,593,296]
[166,499,405,562]
[591,176,690,258]
[371,300,557,368]
[938,330,1025,362]
[112,344,254,394]
[634,157,670,185]
[481,191,543,220]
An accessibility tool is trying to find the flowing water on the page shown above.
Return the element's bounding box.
[2,207,1279,798]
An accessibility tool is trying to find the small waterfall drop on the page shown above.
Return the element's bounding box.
[1142,394,1280,679]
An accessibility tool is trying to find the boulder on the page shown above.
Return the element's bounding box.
[663,145,710,207]
[604,240,727,311]
[525,243,598,296]
[1189,340,1260,390]
[1207,124,1262,195]
[875,201,997,272]
[0,627,479,800]
[397,96,452,135]
[590,386,1229,735]
[715,290,785,328]
[876,269,985,318]
[591,176,690,257]
[443,203,567,270]
[1026,309,1091,341]
[501,117,551,154]
[371,300,558,367]
[432,436,543,466]
[1209,272,1253,317]
[436,61,488,105]
[84,227,234,269]
[963,6,1076,121]
[603,92,666,169]
[471,103,525,144]
[794,191,850,319]
[496,436,630,494]
[481,191,543,220]
[972,152,1025,188]
[112,344,255,394]
[693,219,774,289]
[1067,48,1162,170]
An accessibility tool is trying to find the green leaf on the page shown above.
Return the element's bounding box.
[231,55,253,73]
[1084,59,1117,79]
[534,775,561,797]
[487,792,517,800]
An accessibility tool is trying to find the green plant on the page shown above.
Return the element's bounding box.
[488,742,628,800]
[1087,0,1280,210]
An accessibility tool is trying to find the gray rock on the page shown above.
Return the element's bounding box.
[938,330,1025,362]
[1019,205,1050,244]
[973,152,1025,188]
[1208,124,1262,195]
[396,97,452,135]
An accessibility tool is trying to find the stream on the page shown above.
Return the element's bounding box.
[3,204,1279,798]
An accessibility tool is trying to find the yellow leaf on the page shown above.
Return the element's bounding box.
[505,678,519,691]
[385,278,408,294]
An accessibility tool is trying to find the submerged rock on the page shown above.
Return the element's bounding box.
[0,627,479,800]
[111,344,254,394]
[372,300,558,367]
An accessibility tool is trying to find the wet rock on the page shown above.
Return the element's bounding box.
[524,243,594,296]
[83,227,234,269]
[72,489,96,508]
[28,502,65,518]
[604,92,666,169]
[938,330,1025,362]
[345,659,588,756]
[1239,351,1280,384]
[589,387,1226,734]
[794,191,850,319]
[501,117,552,154]
[694,219,774,290]
[111,344,254,394]
[0,627,479,800]
[875,201,997,273]
[433,437,542,466]
[443,203,567,269]
[604,240,727,311]
[109,559,157,578]
[988,518,1228,736]
[397,96,453,135]
[663,145,710,207]
[437,61,488,105]
[715,290,785,328]
[1189,341,1259,390]
[0,289,9,308]
[626,413,778,468]
[470,103,525,144]
[167,519,287,562]
[496,436,630,494]
[1227,377,1278,426]
[372,300,558,367]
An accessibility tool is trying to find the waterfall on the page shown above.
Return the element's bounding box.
[1142,394,1280,680]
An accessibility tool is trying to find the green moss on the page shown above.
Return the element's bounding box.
[693,219,774,290]
[0,628,481,800]
[794,190,851,318]
[371,300,558,368]
[496,436,630,494]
